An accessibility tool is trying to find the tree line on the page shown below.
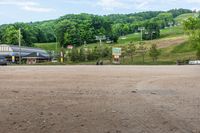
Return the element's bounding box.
[0,9,193,47]
[64,42,160,64]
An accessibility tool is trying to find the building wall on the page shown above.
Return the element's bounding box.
[0,45,13,52]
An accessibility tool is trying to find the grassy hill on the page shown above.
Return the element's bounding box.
[34,13,198,65]
[34,42,58,51]
[175,13,198,23]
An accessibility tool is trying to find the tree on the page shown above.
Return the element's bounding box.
[143,21,160,40]
[127,43,136,62]
[70,48,79,62]
[138,42,147,64]
[79,47,86,61]
[149,44,160,62]
[184,17,200,59]
[2,26,19,45]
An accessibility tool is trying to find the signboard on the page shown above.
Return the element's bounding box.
[112,48,121,64]
[112,48,121,56]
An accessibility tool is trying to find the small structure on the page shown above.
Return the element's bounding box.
[112,47,122,64]
[22,52,50,64]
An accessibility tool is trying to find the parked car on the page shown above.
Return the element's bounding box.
[0,56,7,66]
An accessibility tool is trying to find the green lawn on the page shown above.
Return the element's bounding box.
[160,26,184,38]
[34,42,58,51]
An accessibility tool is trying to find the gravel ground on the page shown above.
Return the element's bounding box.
[0,65,200,133]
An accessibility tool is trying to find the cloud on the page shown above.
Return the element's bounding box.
[96,0,131,11]
[22,5,54,12]
[0,0,54,12]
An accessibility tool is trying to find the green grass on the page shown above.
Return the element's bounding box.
[160,26,184,38]
[34,42,58,51]
[116,26,184,46]
[118,33,141,44]
[171,42,196,53]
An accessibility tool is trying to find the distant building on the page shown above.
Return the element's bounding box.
[0,44,50,64]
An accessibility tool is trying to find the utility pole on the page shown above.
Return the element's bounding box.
[138,27,145,41]
[96,35,106,46]
[18,28,21,64]
[55,35,58,57]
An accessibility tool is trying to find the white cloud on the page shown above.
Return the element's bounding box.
[22,5,54,12]
[0,0,54,12]
[97,0,130,11]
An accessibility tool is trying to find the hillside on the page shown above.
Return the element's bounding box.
[34,20,195,65]
[0,8,193,48]
[175,13,199,23]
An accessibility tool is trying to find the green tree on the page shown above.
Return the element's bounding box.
[184,17,200,58]
[79,47,86,61]
[70,48,79,62]
[149,44,160,62]
[2,26,19,45]
[127,43,136,62]
[138,42,147,64]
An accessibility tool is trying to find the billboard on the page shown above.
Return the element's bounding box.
[112,48,122,56]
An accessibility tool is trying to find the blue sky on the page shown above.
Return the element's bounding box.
[0,0,200,24]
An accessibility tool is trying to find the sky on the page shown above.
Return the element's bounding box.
[0,0,200,24]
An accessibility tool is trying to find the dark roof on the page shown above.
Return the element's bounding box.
[0,44,50,58]
[22,52,49,59]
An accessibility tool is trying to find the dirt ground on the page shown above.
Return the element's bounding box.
[0,66,200,133]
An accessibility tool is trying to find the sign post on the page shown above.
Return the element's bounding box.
[138,27,145,41]
[112,48,122,64]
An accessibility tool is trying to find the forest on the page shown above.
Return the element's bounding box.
[0,8,193,47]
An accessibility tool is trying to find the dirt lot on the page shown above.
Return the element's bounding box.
[0,66,200,133]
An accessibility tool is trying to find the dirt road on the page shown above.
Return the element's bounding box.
[0,66,200,133]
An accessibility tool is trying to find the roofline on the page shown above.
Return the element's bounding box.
[0,44,45,51]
